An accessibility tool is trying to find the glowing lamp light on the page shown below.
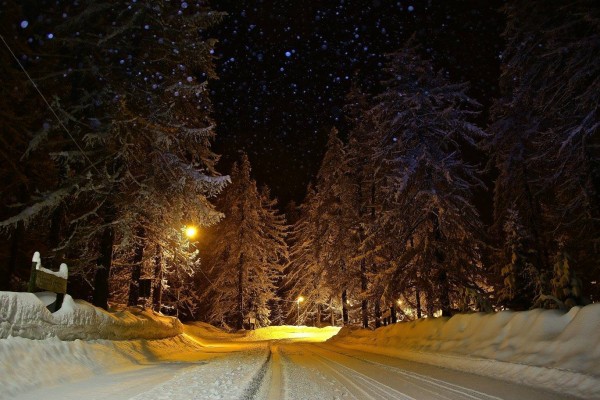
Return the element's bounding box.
[185,226,198,239]
[296,296,304,326]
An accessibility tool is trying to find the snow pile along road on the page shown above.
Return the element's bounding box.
[0,291,211,399]
[0,334,207,399]
[0,291,182,340]
[328,304,600,399]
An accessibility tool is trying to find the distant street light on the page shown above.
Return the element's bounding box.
[297,296,304,326]
[185,225,198,239]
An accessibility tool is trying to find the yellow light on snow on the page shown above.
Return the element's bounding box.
[185,226,198,239]
[243,326,341,342]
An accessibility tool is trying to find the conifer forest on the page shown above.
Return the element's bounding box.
[0,0,598,329]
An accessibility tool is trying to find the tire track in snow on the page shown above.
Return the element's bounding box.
[263,343,284,400]
[310,353,416,400]
[128,346,271,400]
[276,343,357,400]
[313,344,503,400]
[241,346,272,400]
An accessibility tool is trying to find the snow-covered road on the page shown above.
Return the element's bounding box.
[13,340,577,400]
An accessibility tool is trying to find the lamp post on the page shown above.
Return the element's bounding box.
[297,296,304,326]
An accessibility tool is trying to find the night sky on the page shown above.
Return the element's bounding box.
[208,0,504,207]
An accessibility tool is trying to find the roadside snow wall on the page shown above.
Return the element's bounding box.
[0,291,183,340]
[328,304,600,399]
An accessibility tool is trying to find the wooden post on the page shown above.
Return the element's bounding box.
[54,293,65,312]
[28,259,38,292]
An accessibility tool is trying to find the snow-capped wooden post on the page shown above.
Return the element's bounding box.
[28,251,68,311]
[27,252,41,293]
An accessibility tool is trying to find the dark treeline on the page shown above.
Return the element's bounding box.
[0,1,229,318]
[284,0,599,327]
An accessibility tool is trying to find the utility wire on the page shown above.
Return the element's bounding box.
[0,34,101,175]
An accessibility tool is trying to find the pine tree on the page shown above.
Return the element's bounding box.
[490,0,599,303]
[496,208,537,310]
[369,43,488,316]
[203,155,287,329]
[344,84,389,327]
[0,1,67,289]
[0,1,228,307]
[285,128,359,325]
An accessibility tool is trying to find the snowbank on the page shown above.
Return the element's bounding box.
[329,304,600,399]
[0,334,205,399]
[0,291,183,340]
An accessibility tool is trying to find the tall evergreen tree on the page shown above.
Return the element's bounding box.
[490,0,599,304]
[344,85,388,327]
[369,44,488,316]
[496,208,538,309]
[0,1,227,307]
[285,128,359,325]
[284,186,329,325]
[203,155,287,329]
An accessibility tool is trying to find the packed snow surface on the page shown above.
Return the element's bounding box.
[329,304,600,399]
[1,291,599,399]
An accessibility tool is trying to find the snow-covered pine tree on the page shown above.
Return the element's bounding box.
[369,43,488,317]
[315,128,360,325]
[284,185,339,326]
[203,155,287,329]
[0,2,228,308]
[0,2,58,289]
[496,208,537,310]
[285,128,360,326]
[344,83,391,328]
[491,0,599,302]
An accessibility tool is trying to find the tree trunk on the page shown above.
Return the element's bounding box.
[374,297,381,328]
[439,269,452,317]
[128,226,146,306]
[521,164,549,274]
[342,289,349,325]
[415,287,422,319]
[330,297,335,326]
[361,259,368,328]
[237,254,245,330]
[426,289,435,317]
[48,204,64,252]
[152,245,163,312]
[431,211,451,317]
[93,222,115,310]
[92,204,115,310]
[391,303,397,324]
[2,221,23,291]
[316,303,321,327]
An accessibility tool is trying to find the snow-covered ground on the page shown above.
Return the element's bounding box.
[1,291,598,399]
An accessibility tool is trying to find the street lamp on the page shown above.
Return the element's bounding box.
[297,296,304,326]
[185,225,198,239]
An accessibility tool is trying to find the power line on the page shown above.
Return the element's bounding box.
[0,34,101,175]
